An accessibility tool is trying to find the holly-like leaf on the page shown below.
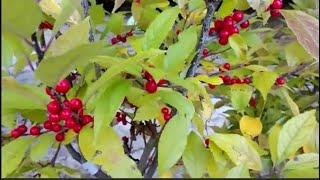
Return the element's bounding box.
[225,163,250,178]
[2,137,34,178]
[142,7,180,50]
[281,10,319,60]
[208,133,262,171]
[182,132,211,178]
[277,110,317,162]
[216,0,237,18]
[252,71,278,100]
[268,123,281,164]
[30,134,54,162]
[231,84,253,113]
[228,34,248,60]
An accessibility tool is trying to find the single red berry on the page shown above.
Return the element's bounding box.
[214,20,223,31]
[228,26,239,35]
[51,124,62,132]
[82,115,94,126]
[202,48,209,56]
[164,114,171,121]
[275,77,285,85]
[209,27,215,36]
[219,38,229,46]
[223,75,231,82]
[116,116,122,122]
[157,79,168,86]
[69,98,83,111]
[122,136,128,143]
[120,113,126,120]
[45,87,52,96]
[232,11,244,22]
[161,107,169,114]
[270,9,281,17]
[223,16,234,29]
[205,139,210,146]
[65,117,77,129]
[39,21,53,30]
[231,78,237,85]
[59,109,73,120]
[78,109,84,117]
[271,0,283,9]
[43,121,52,130]
[249,98,257,107]
[176,29,182,35]
[243,77,251,84]
[63,99,70,108]
[208,84,216,89]
[144,71,153,80]
[145,80,157,93]
[111,38,118,45]
[116,35,122,41]
[120,37,127,43]
[223,63,231,70]
[30,126,41,136]
[55,133,65,142]
[48,113,60,122]
[116,112,121,117]
[73,124,82,133]
[219,29,230,39]
[46,100,61,114]
[240,21,250,29]
[55,79,71,94]
[11,129,21,138]
[17,125,27,134]
[235,78,242,84]
[129,103,136,108]
[126,32,133,37]
[122,120,127,125]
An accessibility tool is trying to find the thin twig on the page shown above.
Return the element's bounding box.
[31,33,44,63]
[24,54,35,72]
[51,143,61,167]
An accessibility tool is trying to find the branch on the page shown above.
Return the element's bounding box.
[144,151,158,178]
[281,62,317,78]
[137,137,158,174]
[51,143,61,167]
[31,33,45,63]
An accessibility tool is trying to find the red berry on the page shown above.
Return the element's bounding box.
[243,77,251,84]
[208,84,216,89]
[46,100,61,114]
[17,125,27,134]
[129,103,136,108]
[144,71,153,80]
[223,16,234,29]
[176,29,182,35]
[51,124,62,132]
[116,35,122,40]
[59,109,73,120]
[228,26,239,35]
[45,87,52,96]
[202,48,209,56]
[48,113,60,122]
[249,98,257,107]
[73,124,82,133]
[209,27,215,36]
[205,139,210,146]
[11,129,21,138]
[69,98,83,111]
[145,80,157,93]
[122,120,127,125]
[126,32,133,37]
[161,107,169,114]
[122,136,128,143]
[219,29,230,39]
[271,0,283,9]
[275,77,285,85]
[236,78,242,84]
[111,38,118,45]
[30,126,41,136]
[157,79,168,86]
[65,117,77,129]
[223,63,231,70]
[214,20,223,31]
[78,109,84,117]
[55,79,71,94]
[43,121,52,129]
[270,9,281,17]
[219,38,228,45]
[120,37,127,43]
[39,21,53,30]
[240,21,250,29]
[223,75,231,82]
[231,78,237,85]
[116,112,121,117]
[55,133,65,142]
[82,115,94,126]
[120,113,126,119]
[116,116,122,122]
[164,114,171,121]
[232,11,244,22]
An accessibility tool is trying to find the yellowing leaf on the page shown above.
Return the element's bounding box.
[229,34,248,61]
[277,87,300,116]
[303,123,319,153]
[285,40,313,67]
[79,126,96,161]
[207,142,231,178]
[52,0,78,35]
[268,123,281,164]
[216,0,237,18]
[284,153,319,170]
[209,133,262,171]
[281,10,319,60]
[231,84,253,113]
[277,110,317,162]
[245,137,269,156]
[225,163,250,178]
[39,0,61,19]
[283,168,319,178]
[240,116,263,138]
[62,129,78,145]
[38,167,59,178]
[252,71,278,100]
[235,0,251,10]
[194,75,224,85]
[30,134,54,162]
[134,101,161,121]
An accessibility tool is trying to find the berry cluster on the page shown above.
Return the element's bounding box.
[111,31,133,45]
[142,69,168,94]
[209,11,249,46]
[267,0,283,17]
[220,75,252,86]
[38,21,53,30]
[161,107,172,121]
[115,112,128,125]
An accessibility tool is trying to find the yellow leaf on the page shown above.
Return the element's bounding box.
[39,0,61,19]
[240,116,263,138]
[62,129,77,145]
[159,171,172,178]
[194,74,223,85]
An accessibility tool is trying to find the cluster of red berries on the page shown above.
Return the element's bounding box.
[220,75,252,86]
[111,31,133,44]
[266,0,283,17]
[38,21,53,30]
[161,107,172,121]
[115,112,128,125]
[209,11,249,46]
[143,68,168,94]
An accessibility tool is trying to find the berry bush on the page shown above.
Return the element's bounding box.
[1,0,319,178]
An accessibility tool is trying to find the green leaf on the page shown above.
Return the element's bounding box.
[235,0,251,10]
[106,13,124,35]
[283,168,319,178]
[47,17,90,57]
[134,101,161,121]
[79,126,96,161]
[276,87,300,116]
[38,167,59,178]
[244,65,270,72]
[188,0,206,11]
[216,0,237,18]
[268,123,281,164]
[225,163,250,178]
[2,77,50,110]
[20,110,47,123]
[1,35,14,67]
[182,132,211,178]
[30,134,54,162]
[245,137,269,156]
[281,10,319,60]
[52,0,78,35]
[137,7,160,30]
[89,4,105,25]
[277,110,317,162]
[252,71,278,100]
[2,137,34,178]
[194,75,224,85]
[230,84,253,113]
[142,7,180,50]
[303,123,319,154]
[1,109,16,129]
[284,153,319,170]
[285,40,313,67]
[208,133,262,171]
[207,142,231,177]
[2,0,42,37]
[228,34,248,60]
